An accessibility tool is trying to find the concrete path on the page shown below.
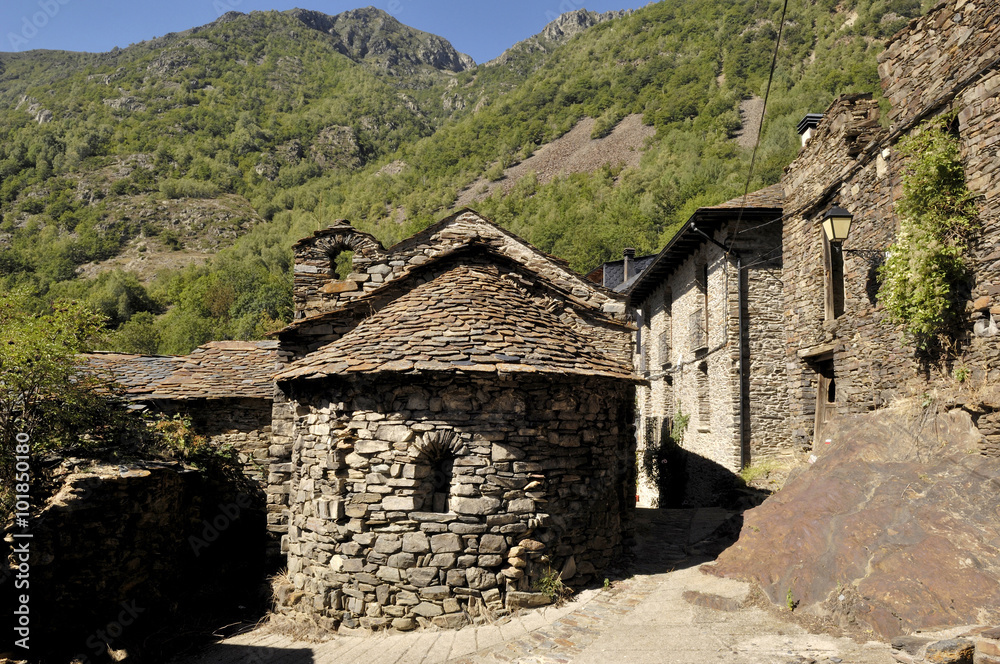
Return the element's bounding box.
[173,509,893,664]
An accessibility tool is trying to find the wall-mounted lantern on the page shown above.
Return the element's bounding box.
[821,204,853,244]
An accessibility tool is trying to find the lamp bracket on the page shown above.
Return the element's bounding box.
[843,248,886,266]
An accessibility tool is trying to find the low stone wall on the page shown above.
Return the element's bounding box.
[277,372,636,631]
[3,460,266,661]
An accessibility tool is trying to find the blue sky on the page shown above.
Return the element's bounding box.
[2,0,650,63]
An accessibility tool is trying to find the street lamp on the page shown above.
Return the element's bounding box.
[821,204,853,243]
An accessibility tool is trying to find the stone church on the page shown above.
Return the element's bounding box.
[269,209,639,630]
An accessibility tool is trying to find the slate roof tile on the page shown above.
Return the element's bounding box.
[84,341,279,400]
[277,264,635,383]
[705,183,784,210]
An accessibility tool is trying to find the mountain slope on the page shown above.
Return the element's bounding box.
[0,0,930,353]
[285,7,475,73]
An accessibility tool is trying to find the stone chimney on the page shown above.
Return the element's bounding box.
[623,248,636,283]
[797,113,823,146]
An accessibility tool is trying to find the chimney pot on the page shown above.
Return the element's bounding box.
[623,248,636,282]
[797,113,824,147]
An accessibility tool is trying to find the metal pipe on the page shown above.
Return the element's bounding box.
[736,254,747,469]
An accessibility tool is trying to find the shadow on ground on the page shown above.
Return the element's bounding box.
[179,644,316,664]
[625,506,747,580]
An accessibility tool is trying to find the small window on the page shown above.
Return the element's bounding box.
[641,304,651,373]
[690,309,707,351]
[659,290,672,368]
[824,236,845,319]
[427,449,454,513]
[416,431,464,513]
[698,262,709,334]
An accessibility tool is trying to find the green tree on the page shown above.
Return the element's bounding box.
[0,291,137,490]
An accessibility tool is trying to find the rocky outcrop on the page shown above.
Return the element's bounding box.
[485,9,633,68]
[287,7,474,73]
[309,125,362,171]
[102,94,146,113]
[14,95,52,124]
[709,407,1000,639]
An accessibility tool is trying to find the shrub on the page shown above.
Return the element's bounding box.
[878,116,979,350]
[159,178,220,199]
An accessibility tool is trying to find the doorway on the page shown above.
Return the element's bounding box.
[813,356,836,445]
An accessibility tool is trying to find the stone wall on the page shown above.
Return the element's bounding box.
[742,223,794,458]
[780,0,1000,453]
[5,461,266,661]
[634,217,790,507]
[157,397,273,482]
[276,372,635,631]
[878,0,1000,129]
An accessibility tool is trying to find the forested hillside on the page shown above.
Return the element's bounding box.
[0,0,929,354]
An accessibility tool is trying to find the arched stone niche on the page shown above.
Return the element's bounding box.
[412,431,469,513]
[292,222,387,316]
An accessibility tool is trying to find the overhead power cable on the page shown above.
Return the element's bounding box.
[728,0,790,253]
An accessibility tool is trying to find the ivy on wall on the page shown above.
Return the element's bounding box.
[877,115,980,351]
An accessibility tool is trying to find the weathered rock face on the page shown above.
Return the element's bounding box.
[276,372,635,630]
[287,7,474,73]
[709,408,1000,639]
[484,9,633,69]
[309,125,362,171]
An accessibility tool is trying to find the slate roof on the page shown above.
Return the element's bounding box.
[703,183,784,210]
[626,185,784,304]
[277,264,635,383]
[85,341,280,400]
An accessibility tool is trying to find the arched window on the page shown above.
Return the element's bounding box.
[329,246,355,281]
[428,449,455,513]
[414,431,466,513]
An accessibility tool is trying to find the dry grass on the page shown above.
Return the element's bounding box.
[739,456,798,491]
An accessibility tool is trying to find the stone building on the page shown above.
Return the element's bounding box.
[625,186,791,507]
[86,341,279,477]
[270,209,638,630]
[586,249,658,291]
[779,0,1000,452]
[85,341,284,558]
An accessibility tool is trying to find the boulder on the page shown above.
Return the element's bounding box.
[711,409,1000,639]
